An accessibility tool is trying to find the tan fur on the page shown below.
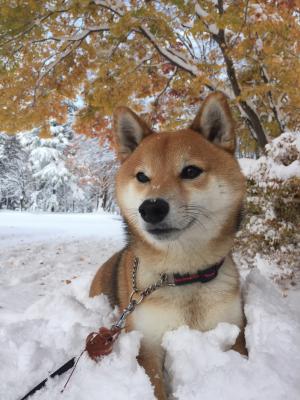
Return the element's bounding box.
[90,92,247,399]
[89,251,122,299]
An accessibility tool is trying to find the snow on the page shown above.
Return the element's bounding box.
[195,3,209,18]
[30,146,61,164]
[164,270,300,400]
[238,157,257,177]
[255,38,263,52]
[195,3,219,35]
[1,212,300,400]
[239,132,300,181]
[0,210,123,245]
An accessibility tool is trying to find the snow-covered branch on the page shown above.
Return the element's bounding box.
[139,27,199,77]
[195,3,219,36]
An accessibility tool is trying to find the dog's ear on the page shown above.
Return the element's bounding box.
[113,107,152,162]
[191,92,235,153]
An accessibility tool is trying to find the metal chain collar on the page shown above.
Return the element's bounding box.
[131,256,171,301]
[113,257,170,329]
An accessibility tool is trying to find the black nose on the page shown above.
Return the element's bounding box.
[139,198,170,224]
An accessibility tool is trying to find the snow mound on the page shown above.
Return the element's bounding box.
[0,276,154,400]
[163,270,300,400]
[1,269,299,400]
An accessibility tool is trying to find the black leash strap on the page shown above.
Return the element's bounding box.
[19,357,75,400]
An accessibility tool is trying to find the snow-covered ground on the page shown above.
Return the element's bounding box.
[1,211,300,400]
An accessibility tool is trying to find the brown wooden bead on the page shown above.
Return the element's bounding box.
[86,327,121,360]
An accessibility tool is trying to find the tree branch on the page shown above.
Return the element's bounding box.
[32,39,83,106]
[260,64,285,133]
[0,8,70,47]
[93,1,200,76]
[154,67,178,106]
[138,27,199,76]
[229,0,249,49]
[90,0,123,17]
[195,2,268,149]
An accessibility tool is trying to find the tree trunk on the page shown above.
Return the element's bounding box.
[215,30,268,150]
[260,65,285,134]
[102,190,107,211]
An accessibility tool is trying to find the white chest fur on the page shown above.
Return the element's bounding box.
[131,265,243,346]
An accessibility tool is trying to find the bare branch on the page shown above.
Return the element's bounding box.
[154,67,178,106]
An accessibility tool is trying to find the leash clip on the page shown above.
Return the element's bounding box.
[113,295,141,330]
[162,273,175,287]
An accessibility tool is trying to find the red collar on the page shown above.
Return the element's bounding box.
[166,258,225,286]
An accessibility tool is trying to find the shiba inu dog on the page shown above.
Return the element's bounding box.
[90,92,246,400]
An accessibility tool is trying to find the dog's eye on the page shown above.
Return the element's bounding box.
[180,165,203,179]
[136,172,150,183]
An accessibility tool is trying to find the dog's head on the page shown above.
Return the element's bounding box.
[114,92,245,249]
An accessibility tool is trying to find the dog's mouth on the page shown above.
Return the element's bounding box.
[147,227,180,236]
[146,219,195,240]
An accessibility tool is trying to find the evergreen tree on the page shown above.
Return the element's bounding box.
[0,134,31,210]
[29,119,85,212]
